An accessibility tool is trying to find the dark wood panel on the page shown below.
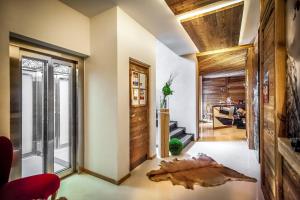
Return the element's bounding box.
[165,0,222,15]
[181,3,244,51]
[202,76,245,118]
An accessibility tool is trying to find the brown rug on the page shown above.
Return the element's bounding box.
[146,154,257,189]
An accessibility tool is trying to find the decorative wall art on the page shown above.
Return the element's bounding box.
[131,70,147,106]
[139,73,147,89]
[132,88,139,106]
[263,71,269,103]
[139,89,146,105]
[132,71,139,88]
[286,0,300,138]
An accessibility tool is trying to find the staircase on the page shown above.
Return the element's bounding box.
[169,121,194,148]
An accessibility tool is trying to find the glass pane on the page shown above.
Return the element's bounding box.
[53,63,72,173]
[21,57,44,177]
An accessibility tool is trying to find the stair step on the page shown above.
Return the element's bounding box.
[180,134,194,147]
[169,121,177,131]
[170,127,185,139]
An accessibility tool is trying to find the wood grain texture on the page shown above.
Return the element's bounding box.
[181,3,244,51]
[165,0,222,15]
[129,59,150,170]
[259,1,287,199]
[202,76,245,118]
[160,108,170,158]
[260,8,276,200]
[245,47,255,149]
[282,160,300,200]
[198,49,248,75]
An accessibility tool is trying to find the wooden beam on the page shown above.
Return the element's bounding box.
[197,44,253,57]
[180,1,244,22]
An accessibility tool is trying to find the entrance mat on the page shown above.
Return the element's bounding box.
[146,154,257,189]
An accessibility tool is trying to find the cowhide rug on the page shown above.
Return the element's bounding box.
[146,154,257,189]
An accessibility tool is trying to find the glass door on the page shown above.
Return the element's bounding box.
[18,50,76,178]
[53,59,75,175]
[21,51,50,177]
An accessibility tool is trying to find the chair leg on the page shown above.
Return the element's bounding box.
[51,191,58,200]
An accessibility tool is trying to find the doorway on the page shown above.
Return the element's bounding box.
[129,58,150,170]
[9,41,83,179]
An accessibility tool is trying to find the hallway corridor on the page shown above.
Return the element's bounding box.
[58,140,264,200]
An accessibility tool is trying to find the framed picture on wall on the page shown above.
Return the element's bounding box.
[132,88,139,106]
[139,73,147,89]
[139,89,147,105]
[263,71,269,103]
[132,71,139,88]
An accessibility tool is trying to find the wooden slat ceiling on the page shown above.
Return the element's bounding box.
[181,3,244,51]
[165,0,222,15]
[198,48,248,75]
[165,0,247,77]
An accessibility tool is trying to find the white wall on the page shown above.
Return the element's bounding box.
[0,0,90,137]
[84,7,118,180]
[84,7,156,181]
[117,7,156,179]
[156,41,197,134]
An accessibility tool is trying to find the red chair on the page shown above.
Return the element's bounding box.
[0,136,60,200]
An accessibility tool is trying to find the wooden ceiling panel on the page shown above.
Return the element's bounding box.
[198,48,248,75]
[181,3,244,51]
[165,0,222,15]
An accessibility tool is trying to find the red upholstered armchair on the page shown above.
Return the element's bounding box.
[0,136,60,200]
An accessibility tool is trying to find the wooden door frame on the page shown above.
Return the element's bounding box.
[129,57,151,171]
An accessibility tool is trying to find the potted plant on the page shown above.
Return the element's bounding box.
[169,138,183,156]
[160,74,175,109]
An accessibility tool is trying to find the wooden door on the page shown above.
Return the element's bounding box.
[260,7,276,200]
[129,58,149,170]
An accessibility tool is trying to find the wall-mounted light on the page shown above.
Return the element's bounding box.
[177,0,244,22]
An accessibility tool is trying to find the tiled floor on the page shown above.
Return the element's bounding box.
[58,141,264,200]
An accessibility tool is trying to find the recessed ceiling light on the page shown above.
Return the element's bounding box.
[177,0,244,22]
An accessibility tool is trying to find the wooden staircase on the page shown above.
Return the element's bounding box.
[169,121,194,148]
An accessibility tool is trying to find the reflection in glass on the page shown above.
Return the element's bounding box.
[53,63,72,173]
[21,57,44,177]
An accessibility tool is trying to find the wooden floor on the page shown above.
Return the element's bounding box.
[199,122,246,141]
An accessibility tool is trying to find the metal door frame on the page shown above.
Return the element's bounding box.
[9,40,84,179]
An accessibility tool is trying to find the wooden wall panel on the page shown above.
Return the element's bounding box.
[245,44,260,151]
[260,8,276,200]
[260,0,287,200]
[282,160,300,200]
[202,76,245,118]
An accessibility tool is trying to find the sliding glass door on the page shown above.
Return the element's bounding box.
[53,60,75,175]
[10,44,81,179]
[21,54,47,177]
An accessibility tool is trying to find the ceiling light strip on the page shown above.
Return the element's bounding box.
[179,0,244,22]
[196,44,253,57]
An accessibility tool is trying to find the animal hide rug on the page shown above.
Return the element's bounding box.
[146,154,257,189]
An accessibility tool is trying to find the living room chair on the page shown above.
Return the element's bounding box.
[0,136,60,200]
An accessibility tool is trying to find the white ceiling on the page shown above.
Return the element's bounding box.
[61,0,116,17]
[239,0,260,44]
[60,0,259,56]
